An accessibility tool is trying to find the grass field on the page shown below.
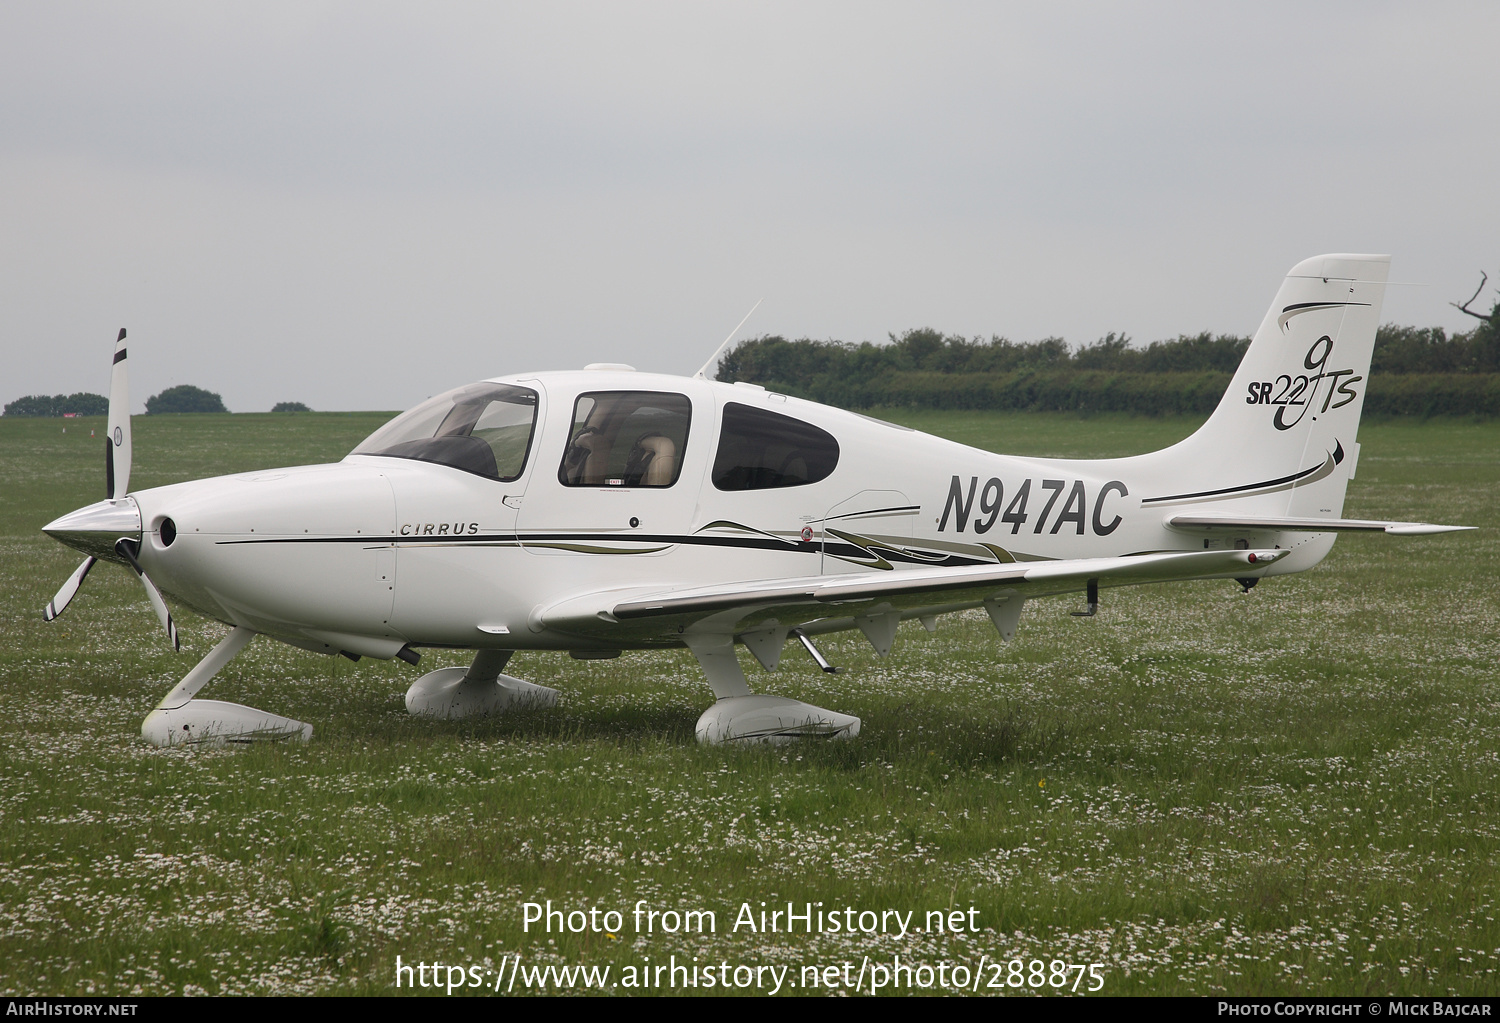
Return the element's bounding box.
[1,409,1497,996]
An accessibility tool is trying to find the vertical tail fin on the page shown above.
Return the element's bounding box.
[1151,254,1389,519]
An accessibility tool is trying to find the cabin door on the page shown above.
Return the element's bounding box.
[820,489,919,574]
[517,384,711,556]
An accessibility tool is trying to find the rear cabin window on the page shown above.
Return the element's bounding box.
[711,402,839,490]
[559,391,692,487]
[350,382,537,482]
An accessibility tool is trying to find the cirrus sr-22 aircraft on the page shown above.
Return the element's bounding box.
[41,253,1472,746]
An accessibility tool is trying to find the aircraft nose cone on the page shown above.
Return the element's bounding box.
[42,498,142,561]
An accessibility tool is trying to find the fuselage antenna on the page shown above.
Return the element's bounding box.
[693,298,763,380]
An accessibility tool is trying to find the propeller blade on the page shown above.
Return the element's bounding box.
[106,328,131,500]
[136,569,180,652]
[43,556,98,621]
[114,539,180,651]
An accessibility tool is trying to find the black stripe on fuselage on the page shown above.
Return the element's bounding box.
[215,531,994,567]
[822,504,921,522]
[1141,459,1327,506]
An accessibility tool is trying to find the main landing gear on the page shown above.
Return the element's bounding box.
[404,650,558,719]
[684,631,861,745]
[412,636,855,743]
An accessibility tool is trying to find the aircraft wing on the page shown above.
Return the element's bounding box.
[1166,514,1473,536]
[536,547,1288,643]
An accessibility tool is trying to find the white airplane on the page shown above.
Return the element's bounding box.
[41,253,1472,746]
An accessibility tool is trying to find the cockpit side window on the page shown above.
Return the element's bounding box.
[559,391,692,488]
[350,382,538,482]
[712,402,839,490]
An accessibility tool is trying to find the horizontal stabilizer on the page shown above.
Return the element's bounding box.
[1167,515,1474,536]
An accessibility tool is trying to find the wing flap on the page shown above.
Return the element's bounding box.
[1167,514,1473,535]
[537,548,1287,640]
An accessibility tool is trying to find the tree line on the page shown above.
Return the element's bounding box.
[717,299,1500,417]
[4,386,313,417]
[2,392,111,417]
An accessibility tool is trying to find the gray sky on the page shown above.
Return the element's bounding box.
[3,2,1497,413]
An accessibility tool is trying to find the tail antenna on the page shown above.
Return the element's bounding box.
[693,299,763,380]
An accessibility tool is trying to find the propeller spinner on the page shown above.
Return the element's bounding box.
[41,329,180,650]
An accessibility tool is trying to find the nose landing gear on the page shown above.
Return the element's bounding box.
[140,627,312,746]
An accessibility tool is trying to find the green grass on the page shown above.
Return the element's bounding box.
[1,410,1497,996]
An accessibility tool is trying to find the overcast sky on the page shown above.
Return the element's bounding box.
[2,2,1497,413]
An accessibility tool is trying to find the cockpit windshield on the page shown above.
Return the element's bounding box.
[350,382,538,481]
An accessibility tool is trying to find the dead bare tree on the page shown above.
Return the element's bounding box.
[1452,271,1496,321]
